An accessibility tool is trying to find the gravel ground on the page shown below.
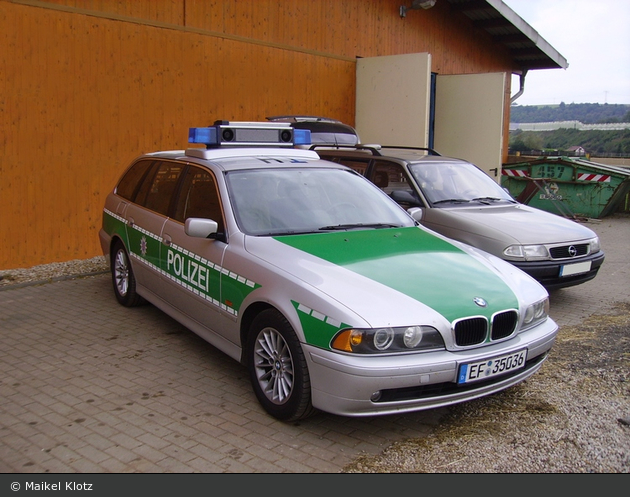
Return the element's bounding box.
[1,255,628,473]
[0,256,109,288]
[342,303,630,473]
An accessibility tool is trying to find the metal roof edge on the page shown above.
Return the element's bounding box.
[484,0,568,70]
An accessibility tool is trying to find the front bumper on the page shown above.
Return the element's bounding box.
[511,251,605,290]
[304,317,558,417]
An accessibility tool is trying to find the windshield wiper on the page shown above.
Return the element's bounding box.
[431,198,470,205]
[318,223,401,231]
[266,229,320,236]
[268,223,403,235]
[471,196,502,204]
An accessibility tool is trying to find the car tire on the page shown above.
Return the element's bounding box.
[247,309,316,421]
[111,241,145,307]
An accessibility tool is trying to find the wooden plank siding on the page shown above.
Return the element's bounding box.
[1,0,516,269]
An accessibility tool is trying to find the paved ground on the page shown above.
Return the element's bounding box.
[1,215,628,473]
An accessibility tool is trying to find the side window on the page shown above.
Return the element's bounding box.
[115,159,154,201]
[135,161,185,216]
[337,159,369,176]
[173,166,225,234]
[372,161,423,207]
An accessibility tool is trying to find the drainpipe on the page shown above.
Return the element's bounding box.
[511,70,528,104]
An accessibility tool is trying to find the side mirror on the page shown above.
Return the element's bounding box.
[185,218,219,238]
[390,189,421,206]
[408,207,424,222]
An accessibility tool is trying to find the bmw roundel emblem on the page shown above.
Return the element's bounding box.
[473,297,487,307]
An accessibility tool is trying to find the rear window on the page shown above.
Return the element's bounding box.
[115,159,154,201]
[136,161,186,216]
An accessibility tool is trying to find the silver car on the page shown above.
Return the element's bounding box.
[99,121,558,421]
[314,145,605,290]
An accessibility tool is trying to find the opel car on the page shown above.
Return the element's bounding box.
[313,144,605,290]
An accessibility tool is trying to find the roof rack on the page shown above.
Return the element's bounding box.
[379,145,441,156]
[266,115,343,124]
[309,144,382,155]
[309,144,441,157]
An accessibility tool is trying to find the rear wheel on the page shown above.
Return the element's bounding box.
[111,241,145,307]
[247,309,316,421]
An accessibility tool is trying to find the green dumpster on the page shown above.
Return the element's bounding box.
[501,156,630,219]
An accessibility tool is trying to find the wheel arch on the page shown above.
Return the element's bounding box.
[109,234,126,260]
[238,301,276,364]
[237,284,313,365]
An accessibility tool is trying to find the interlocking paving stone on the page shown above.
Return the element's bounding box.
[1,215,628,472]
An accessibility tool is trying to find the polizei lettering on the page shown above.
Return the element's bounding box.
[167,249,210,292]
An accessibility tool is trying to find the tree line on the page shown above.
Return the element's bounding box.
[509,103,630,155]
[509,128,630,156]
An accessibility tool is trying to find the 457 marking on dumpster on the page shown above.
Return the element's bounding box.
[536,165,566,178]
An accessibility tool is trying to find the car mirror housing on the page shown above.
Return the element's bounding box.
[185,218,219,239]
[408,207,424,222]
[391,190,421,207]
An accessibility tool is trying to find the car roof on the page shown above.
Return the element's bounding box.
[315,145,470,167]
[139,147,344,173]
[132,120,348,172]
[267,115,360,146]
[379,148,470,166]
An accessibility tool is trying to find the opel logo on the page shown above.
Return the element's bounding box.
[473,297,487,307]
[568,245,577,257]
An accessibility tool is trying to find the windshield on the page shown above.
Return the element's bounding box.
[408,162,515,206]
[226,168,414,235]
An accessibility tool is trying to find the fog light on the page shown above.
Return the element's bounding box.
[370,391,382,402]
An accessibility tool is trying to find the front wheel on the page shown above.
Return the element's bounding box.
[111,241,145,307]
[247,309,316,421]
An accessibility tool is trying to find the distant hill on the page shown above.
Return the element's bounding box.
[510,102,630,124]
[509,128,630,156]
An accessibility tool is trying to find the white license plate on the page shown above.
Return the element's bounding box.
[458,349,527,384]
[559,261,592,277]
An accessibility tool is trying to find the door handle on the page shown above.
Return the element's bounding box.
[163,234,172,246]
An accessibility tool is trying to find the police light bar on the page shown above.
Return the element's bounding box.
[189,120,311,148]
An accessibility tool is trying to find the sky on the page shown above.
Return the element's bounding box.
[502,0,630,106]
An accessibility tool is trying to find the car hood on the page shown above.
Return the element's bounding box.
[244,227,531,327]
[424,203,597,246]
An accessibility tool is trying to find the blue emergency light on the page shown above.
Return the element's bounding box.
[189,121,311,148]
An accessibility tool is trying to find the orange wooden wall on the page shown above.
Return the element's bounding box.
[1,0,516,269]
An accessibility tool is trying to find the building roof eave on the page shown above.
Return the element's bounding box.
[446,0,569,71]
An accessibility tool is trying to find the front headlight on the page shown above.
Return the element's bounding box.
[331,325,445,354]
[589,237,601,253]
[504,244,549,261]
[522,297,549,329]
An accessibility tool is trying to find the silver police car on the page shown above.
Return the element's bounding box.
[99,121,558,421]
